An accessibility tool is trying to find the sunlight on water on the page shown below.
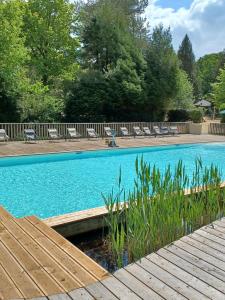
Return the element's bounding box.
[0,142,224,218]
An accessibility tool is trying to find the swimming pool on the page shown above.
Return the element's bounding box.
[0,142,225,219]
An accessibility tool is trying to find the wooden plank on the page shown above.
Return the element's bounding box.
[210,223,225,235]
[196,228,225,247]
[0,206,13,221]
[48,294,71,300]
[147,253,210,299]
[190,232,225,254]
[161,242,225,282]
[0,261,23,300]
[114,268,163,300]
[1,219,81,292]
[175,239,225,273]
[27,216,109,281]
[137,256,206,300]
[17,218,96,286]
[0,241,43,299]
[86,281,118,300]
[214,219,225,228]
[201,226,225,241]
[0,222,62,297]
[181,235,225,263]
[163,245,225,298]
[69,288,94,300]
[126,263,186,300]
[101,276,141,300]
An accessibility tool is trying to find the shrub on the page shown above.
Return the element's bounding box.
[189,109,203,123]
[167,109,190,122]
[221,115,225,123]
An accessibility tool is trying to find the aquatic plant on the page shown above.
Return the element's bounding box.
[103,157,225,269]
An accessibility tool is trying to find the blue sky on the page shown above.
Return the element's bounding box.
[157,0,193,9]
[145,0,225,58]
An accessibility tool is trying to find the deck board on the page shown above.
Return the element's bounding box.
[1,206,225,299]
[0,208,108,300]
[26,216,108,281]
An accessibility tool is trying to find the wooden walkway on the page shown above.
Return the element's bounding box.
[1,207,225,299]
[0,207,109,300]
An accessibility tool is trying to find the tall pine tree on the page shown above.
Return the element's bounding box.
[178,34,199,99]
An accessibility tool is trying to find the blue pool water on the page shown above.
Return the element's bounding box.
[0,142,225,219]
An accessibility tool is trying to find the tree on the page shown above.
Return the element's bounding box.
[178,34,199,99]
[197,51,225,96]
[144,25,179,120]
[211,66,225,110]
[0,77,20,122]
[23,0,79,85]
[65,70,108,122]
[0,0,27,121]
[172,69,194,110]
[0,0,27,83]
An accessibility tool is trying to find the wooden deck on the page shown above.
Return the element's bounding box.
[1,206,225,299]
[0,134,225,157]
[0,207,109,300]
[74,218,225,300]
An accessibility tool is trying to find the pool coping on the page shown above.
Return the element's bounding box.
[1,137,225,159]
[44,182,225,237]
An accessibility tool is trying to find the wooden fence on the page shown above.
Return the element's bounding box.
[209,123,225,136]
[0,122,190,141]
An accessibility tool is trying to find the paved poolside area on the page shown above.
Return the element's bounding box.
[0,134,225,157]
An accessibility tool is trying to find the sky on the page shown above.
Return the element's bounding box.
[145,0,225,58]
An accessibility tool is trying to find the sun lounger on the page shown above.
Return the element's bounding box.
[160,126,169,135]
[24,129,38,142]
[153,126,165,136]
[0,129,9,142]
[143,127,155,137]
[133,126,144,137]
[120,127,132,137]
[169,126,179,136]
[48,128,61,140]
[104,127,116,137]
[67,128,81,140]
[87,128,99,139]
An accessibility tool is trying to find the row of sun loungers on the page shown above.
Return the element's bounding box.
[0,126,179,142]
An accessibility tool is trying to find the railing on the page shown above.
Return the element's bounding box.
[209,123,225,136]
[0,122,190,141]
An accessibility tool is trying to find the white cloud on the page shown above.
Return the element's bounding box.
[145,0,225,58]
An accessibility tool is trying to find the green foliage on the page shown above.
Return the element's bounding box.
[172,68,194,110]
[221,115,225,123]
[104,158,225,267]
[178,34,199,99]
[0,77,20,122]
[65,70,107,122]
[0,0,27,84]
[189,109,203,123]
[211,66,225,109]
[144,25,179,120]
[19,81,64,122]
[197,51,225,96]
[23,0,79,85]
[167,109,190,122]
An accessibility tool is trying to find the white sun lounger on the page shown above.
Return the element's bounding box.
[87,128,99,139]
[48,128,61,140]
[24,129,38,142]
[67,128,81,140]
[0,129,9,142]
[133,126,145,137]
[143,127,155,137]
[120,127,132,137]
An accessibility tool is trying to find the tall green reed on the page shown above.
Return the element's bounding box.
[103,157,225,268]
